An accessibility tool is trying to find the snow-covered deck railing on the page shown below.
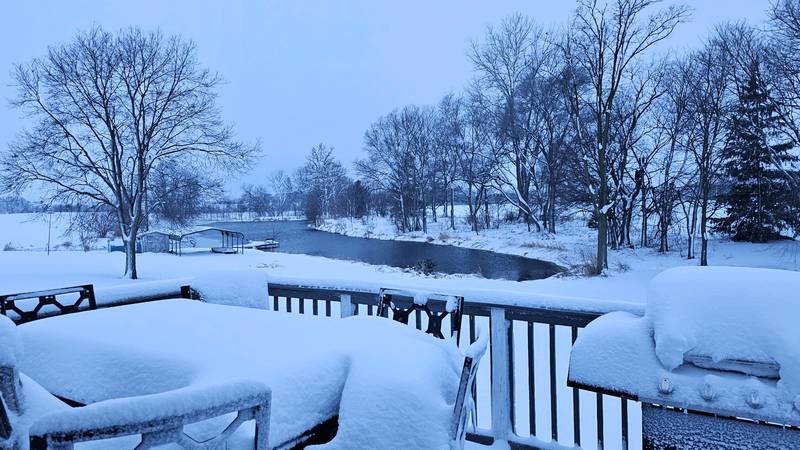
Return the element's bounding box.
[0,285,96,325]
[0,283,196,325]
[265,279,644,450]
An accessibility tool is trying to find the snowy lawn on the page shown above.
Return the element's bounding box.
[0,240,797,310]
[2,212,799,307]
[16,299,473,449]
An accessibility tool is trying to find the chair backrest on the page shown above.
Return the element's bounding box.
[0,315,22,444]
[0,285,96,325]
[29,382,271,450]
[376,288,465,345]
[450,326,489,449]
[0,396,11,442]
[0,367,22,443]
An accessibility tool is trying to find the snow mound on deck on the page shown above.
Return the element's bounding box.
[0,315,22,367]
[647,266,800,394]
[192,269,270,309]
[570,266,800,425]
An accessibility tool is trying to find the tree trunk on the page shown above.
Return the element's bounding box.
[125,235,138,279]
[700,177,709,266]
[596,140,609,273]
[450,187,455,230]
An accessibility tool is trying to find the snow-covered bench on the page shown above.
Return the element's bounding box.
[0,314,272,450]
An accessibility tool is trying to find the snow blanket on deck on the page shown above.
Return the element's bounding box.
[570,266,800,425]
[17,300,465,449]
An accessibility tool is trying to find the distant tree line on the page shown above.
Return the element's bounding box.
[327,0,800,273]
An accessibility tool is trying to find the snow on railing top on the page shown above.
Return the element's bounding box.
[379,287,462,313]
[268,274,644,316]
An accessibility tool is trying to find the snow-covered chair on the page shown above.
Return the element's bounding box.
[449,326,488,450]
[0,315,272,450]
[376,288,465,344]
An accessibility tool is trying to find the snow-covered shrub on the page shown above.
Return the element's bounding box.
[413,258,436,275]
[3,242,16,251]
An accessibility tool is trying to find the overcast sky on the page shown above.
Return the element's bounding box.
[0,0,768,192]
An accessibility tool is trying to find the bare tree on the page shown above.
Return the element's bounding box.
[433,93,464,229]
[240,184,273,219]
[294,144,349,224]
[268,170,294,217]
[149,166,222,227]
[2,26,255,278]
[359,106,435,232]
[683,41,731,265]
[565,0,689,272]
[471,14,545,231]
[652,59,693,253]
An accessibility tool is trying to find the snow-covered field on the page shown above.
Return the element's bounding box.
[1,212,799,307]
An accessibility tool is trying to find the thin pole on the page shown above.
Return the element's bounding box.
[47,211,52,256]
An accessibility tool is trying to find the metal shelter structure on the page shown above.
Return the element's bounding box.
[163,227,246,255]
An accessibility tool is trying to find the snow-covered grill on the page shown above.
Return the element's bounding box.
[568,266,800,449]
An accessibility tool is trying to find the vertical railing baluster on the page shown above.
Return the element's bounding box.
[415,309,422,330]
[490,308,512,444]
[469,314,477,415]
[527,321,536,437]
[312,299,319,316]
[508,320,515,433]
[286,297,292,313]
[571,327,581,447]
[325,300,332,317]
[367,304,373,316]
[621,399,629,450]
[549,324,558,443]
[596,393,604,450]
[340,294,353,318]
[272,295,278,312]
[299,298,305,314]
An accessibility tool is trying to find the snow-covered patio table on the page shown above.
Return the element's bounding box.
[16,299,466,449]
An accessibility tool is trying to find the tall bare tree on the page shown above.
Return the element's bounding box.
[684,41,731,265]
[470,13,546,231]
[2,26,255,278]
[565,0,689,272]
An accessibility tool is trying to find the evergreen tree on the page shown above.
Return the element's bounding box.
[714,60,798,242]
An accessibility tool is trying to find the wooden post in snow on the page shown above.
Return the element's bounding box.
[490,307,512,448]
[340,294,354,318]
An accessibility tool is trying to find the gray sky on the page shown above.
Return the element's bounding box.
[0,0,768,192]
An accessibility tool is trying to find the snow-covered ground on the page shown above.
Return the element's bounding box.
[1,212,799,307]
[316,213,800,302]
[317,212,800,274]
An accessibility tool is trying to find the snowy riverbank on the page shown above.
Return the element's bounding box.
[316,214,800,275]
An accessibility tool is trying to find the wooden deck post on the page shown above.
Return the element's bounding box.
[490,307,512,448]
[340,294,354,318]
